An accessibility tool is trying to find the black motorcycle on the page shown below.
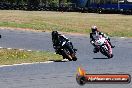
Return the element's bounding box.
[57,41,77,61]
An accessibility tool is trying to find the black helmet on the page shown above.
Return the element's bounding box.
[52,31,59,39]
[91,26,97,33]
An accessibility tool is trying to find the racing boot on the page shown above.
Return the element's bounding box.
[93,47,99,53]
[73,48,77,52]
[108,41,115,48]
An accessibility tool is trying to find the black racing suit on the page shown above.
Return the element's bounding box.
[90,31,113,52]
[52,34,74,55]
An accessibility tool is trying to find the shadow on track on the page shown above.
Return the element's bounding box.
[93,57,109,59]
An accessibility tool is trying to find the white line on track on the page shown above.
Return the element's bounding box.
[0,61,54,68]
[120,37,125,38]
[7,48,12,50]
[0,47,3,49]
[19,49,24,51]
[27,50,32,51]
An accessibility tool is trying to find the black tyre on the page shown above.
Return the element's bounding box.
[62,49,72,61]
[100,45,112,58]
[72,56,77,61]
[107,54,113,59]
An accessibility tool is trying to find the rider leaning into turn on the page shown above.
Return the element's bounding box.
[90,26,115,53]
[51,31,76,55]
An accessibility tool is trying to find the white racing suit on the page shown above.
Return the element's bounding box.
[90,31,113,53]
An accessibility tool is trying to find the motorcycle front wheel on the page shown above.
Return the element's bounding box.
[61,49,72,61]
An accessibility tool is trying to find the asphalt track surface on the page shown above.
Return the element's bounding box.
[0,29,132,88]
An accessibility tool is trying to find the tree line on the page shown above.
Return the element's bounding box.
[0,0,73,10]
[0,0,72,5]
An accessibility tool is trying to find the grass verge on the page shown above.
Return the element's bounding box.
[0,10,132,37]
[0,48,62,65]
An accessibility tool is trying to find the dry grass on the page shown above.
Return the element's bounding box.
[0,10,132,37]
[0,48,62,65]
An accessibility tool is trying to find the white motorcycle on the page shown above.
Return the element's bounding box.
[95,35,113,58]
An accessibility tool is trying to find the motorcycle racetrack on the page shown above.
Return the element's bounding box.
[0,29,132,88]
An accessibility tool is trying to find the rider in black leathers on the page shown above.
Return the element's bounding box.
[90,26,115,53]
[51,31,76,57]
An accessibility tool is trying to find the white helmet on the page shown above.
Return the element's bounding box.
[91,26,97,33]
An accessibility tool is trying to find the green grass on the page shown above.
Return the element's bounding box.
[0,10,132,37]
[0,49,62,65]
